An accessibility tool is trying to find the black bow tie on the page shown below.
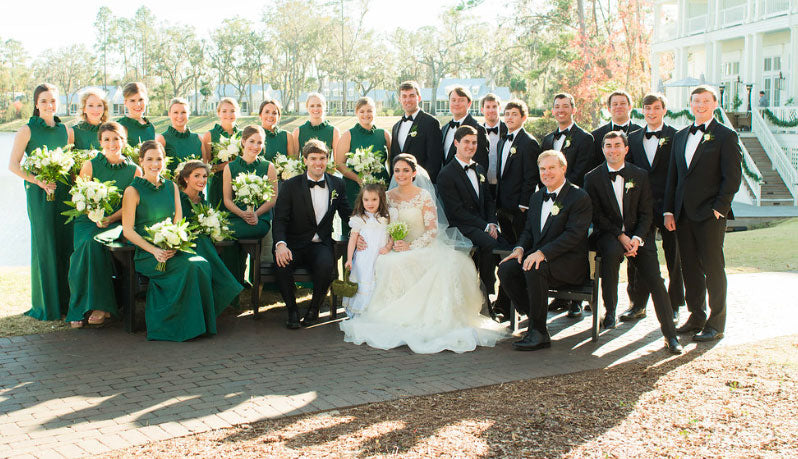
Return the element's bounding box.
[463,163,477,172]
[553,129,569,140]
[401,115,414,123]
[608,170,625,182]
[542,191,557,202]
[448,120,461,129]
[486,126,499,135]
[611,123,628,132]
[503,133,514,142]
[644,130,661,139]
[689,124,707,135]
[308,179,326,189]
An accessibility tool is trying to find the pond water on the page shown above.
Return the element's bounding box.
[0,131,32,266]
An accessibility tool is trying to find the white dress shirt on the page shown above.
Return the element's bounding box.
[539,182,565,232]
[483,121,501,184]
[608,164,644,244]
[685,120,712,167]
[307,173,329,242]
[443,115,467,158]
[397,107,420,151]
[455,156,479,197]
[552,122,574,152]
[499,127,522,178]
[642,123,664,167]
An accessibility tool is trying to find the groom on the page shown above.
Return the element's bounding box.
[389,80,443,180]
[273,139,353,329]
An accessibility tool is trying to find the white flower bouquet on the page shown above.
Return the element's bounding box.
[232,172,274,212]
[121,143,141,165]
[273,154,305,181]
[144,217,196,271]
[22,146,75,200]
[387,221,409,241]
[190,203,234,242]
[61,176,121,224]
[210,135,241,167]
[69,148,99,177]
[346,145,385,185]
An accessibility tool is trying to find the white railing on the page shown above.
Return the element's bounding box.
[751,108,798,204]
[758,0,790,17]
[687,14,708,34]
[721,4,746,25]
[762,107,798,134]
[718,107,763,205]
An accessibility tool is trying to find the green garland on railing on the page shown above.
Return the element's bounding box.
[628,108,723,121]
[741,159,763,183]
[762,108,798,127]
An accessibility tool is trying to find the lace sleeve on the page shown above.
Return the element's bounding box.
[410,190,438,249]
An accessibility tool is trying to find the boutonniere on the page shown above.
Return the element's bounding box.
[658,137,668,147]
[550,202,562,216]
[478,173,485,183]
[409,126,418,137]
[563,138,571,149]
[330,189,338,204]
[703,132,713,143]
[625,180,635,191]
[509,147,517,155]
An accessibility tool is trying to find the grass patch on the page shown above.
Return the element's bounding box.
[0,266,70,337]
[723,217,798,273]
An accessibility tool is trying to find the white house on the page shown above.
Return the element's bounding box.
[419,78,513,116]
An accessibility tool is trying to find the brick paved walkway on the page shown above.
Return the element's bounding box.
[1,272,797,458]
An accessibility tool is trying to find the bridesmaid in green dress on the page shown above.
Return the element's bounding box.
[177,160,243,316]
[7,83,75,321]
[292,92,340,158]
[201,97,239,208]
[222,126,278,285]
[334,96,392,218]
[259,98,297,161]
[121,141,218,342]
[72,88,108,150]
[66,122,142,328]
[157,98,202,176]
[117,82,155,146]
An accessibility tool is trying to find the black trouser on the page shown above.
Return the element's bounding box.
[495,207,525,312]
[596,232,677,339]
[676,214,728,332]
[460,226,509,295]
[274,242,334,313]
[497,259,569,335]
[627,216,685,310]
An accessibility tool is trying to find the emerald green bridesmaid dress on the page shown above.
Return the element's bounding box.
[342,123,388,234]
[162,126,202,176]
[262,127,289,162]
[23,116,73,321]
[72,121,101,150]
[207,123,238,208]
[129,177,216,341]
[65,154,138,322]
[297,120,334,152]
[117,116,155,146]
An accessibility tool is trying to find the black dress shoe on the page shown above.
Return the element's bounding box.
[675,317,705,334]
[512,329,551,351]
[285,309,300,329]
[665,336,683,355]
[619,306,647,322]
[566,302,582,319]
[300,306,320,327]
[601,314,617,330]
[693,326,724,342]
[489,301,508,322]
[548,299,569,311]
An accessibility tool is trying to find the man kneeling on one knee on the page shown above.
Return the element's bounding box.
[497,150,592,351]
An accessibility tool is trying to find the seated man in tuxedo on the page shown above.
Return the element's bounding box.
[622,92,684,323]
[664,85,742,342]
[591,90,642,171]
[541,93,593,187]
[389,80,443,181]
[441,85,489,170]
[273,139,353,329]
[438,125,509,317]
[480,93,507,198]
[583,131,682,354]
[497,150,592,351]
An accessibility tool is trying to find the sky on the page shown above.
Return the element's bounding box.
[3,0,503,58]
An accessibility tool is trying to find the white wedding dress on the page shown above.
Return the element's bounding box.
[339,188,508,354]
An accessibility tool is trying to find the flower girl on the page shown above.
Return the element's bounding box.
[343,183,392,317]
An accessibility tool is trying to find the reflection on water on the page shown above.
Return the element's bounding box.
[1,131,31,266]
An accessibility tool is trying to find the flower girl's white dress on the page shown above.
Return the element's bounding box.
[339,189,507,353]
[343,212,388,316]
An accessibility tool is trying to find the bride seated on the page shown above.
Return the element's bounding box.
[340,154,508,353]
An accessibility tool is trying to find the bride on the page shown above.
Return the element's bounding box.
[339,154,508,353]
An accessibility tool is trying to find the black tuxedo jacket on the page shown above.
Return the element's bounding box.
[626,124,677,217]
[541,123,594,186]
[390,110,443,180]
[591,121,643,170]
[272,173,352,250]
[441,114,489,170]
[517,180,592,284]
[584,162,653,242]
[437,159,496,232]
[664,119,742,221]
[496,128,541,210]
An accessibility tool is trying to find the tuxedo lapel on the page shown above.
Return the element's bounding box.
[540,183,570,239]
[600,167,622,217]
[299,175,317,227]
[530,192,543,242]
[456,163,480,205]
[687,120,715,175]
[403,116,421,153]
[391,121,400,148]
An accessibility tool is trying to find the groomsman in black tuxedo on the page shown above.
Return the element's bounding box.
[389,80,443,181]
[583,131,682,354]
[541,93,593,187]
[480,93,507,198]
[495,99,541,244]
[439,125,509,306]
[273,140,353,329]
[622,93,684,323]
[591,90,642,170]
[497,150,592,351]
[664,85,742,342]
[441,86,489,170]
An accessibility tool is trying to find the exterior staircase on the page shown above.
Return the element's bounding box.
[739,135,795,206]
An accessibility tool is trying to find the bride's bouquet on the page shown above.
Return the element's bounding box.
[346,145,385,185]
[232,172,274,212]
[190,203,234,242]
[61,176,121,224]
[144,217,196,271]
[210,135,241,167]
[68,148,99,177]
[387,221,409,241]
[273,154,305,181]
[22,146,76,200]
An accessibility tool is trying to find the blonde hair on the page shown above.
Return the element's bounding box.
[79,88,109,123]
[168,97,190,111]
[306,92,326,107]
[217,97,240,114]
[537,150,567,167]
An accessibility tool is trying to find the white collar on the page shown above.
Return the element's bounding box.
[545,181,566,195]
[693,119,713,129]
[507,127,523,137]
[455,156,475,169]
[612,120,630,127]
[451,115,467,124]
[646,123,664,132]
[403,107,421,120]
[607,163,626,172]
[557,122,574,133]
[484,120,500,129]
[306,172,325,182]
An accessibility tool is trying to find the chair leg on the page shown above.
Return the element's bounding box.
[124,254,136,334]
[592,290,601,342]
[330,292,337,320]
[510,300,517,334]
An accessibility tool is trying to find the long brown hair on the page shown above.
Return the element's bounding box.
[352,183,389,221]
[177,159,210,189]
[32,83,58,117]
